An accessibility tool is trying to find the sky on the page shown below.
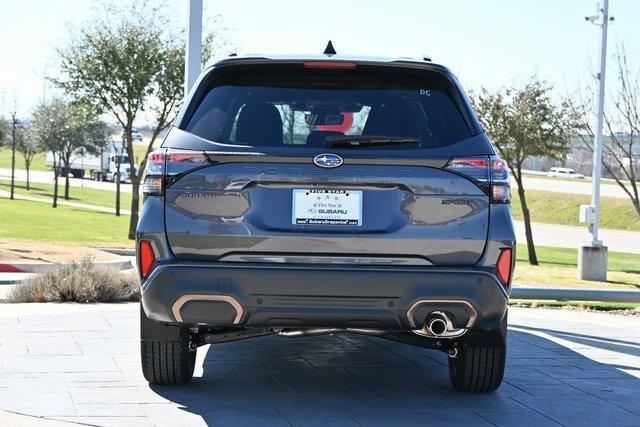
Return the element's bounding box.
[1,0,639,118]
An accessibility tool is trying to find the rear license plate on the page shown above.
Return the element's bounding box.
[292,189,362,226]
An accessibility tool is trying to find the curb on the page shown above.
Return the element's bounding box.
[511,287,640,303]
[97,247,135,256]
[0,273,32,285]
[0,259,132,273]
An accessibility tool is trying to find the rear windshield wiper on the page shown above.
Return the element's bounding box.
[325,135,420,148]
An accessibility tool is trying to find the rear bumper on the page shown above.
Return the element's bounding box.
[141,262,508,331]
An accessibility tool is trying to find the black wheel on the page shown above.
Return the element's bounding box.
[448,331,506,392]
[140,309,196,385]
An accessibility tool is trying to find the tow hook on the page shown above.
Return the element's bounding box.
[447,343,459,358]
[188,331,201,351]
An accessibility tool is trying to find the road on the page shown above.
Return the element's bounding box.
[513,175,628,198]
[1,303,639,425]
[514,220,640,254]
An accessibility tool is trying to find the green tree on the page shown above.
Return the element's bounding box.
[59,102,108,200]
[30,99,108,206]
[473,80,572,265]
[30,99,68,208]
[56,1,227,239]
[18,125,43,191]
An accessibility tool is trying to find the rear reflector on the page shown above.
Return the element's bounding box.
[139,240,155,278]
[303,61,357,69]
[496,248,513,287]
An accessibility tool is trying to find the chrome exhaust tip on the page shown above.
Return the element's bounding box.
[428,317,448,336]
[417,311,467,339]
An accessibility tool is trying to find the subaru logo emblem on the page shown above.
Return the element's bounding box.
[313,153,343,168]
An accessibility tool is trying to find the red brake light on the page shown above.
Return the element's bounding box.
[145,150,165,175]
[496,248,513,287]
[445,156,490,182]
[303,61,357,69]
[139,240,155,278]
[166,152,209,163]
[147,151,165,163]
[447,158,489,169]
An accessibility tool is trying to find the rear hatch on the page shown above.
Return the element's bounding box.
[159,60,501,267]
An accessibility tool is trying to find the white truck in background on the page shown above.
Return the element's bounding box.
[45,144,134,183]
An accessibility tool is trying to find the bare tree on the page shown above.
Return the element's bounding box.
[0,117,6,148]
[473,79,572,265]
[9,104,19,200]
[111,140,126,216]
[566,48,640,218]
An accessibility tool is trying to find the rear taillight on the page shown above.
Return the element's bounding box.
[142,148,210,196]
[139,240,155,278]
[496,248,513,287]
[444,156,511,203]
[490,157,511,203]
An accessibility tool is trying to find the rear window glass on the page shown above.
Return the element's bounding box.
[183,66,474,150]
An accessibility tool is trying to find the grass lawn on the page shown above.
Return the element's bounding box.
[514,244,640,289]
[0,179,132,210]
[0,149,47,171]
[0,198,131,246]
[511,189,640,231]
[510,300,639,312]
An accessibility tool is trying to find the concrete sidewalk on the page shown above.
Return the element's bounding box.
[0,303,639,425]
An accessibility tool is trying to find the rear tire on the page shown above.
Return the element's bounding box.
[448,332,506,392]
[141,338,196,385]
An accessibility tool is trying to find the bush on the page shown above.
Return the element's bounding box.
[7,257,140,303]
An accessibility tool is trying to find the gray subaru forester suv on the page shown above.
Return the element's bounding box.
[136,53,515,392]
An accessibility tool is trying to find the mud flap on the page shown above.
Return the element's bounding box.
[140,303,182,341]
[462,309,508,347]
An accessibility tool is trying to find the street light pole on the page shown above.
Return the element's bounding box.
[184,0,203,97]
[579,0,612,282]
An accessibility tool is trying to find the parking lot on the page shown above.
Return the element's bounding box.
[0,304,639,426]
